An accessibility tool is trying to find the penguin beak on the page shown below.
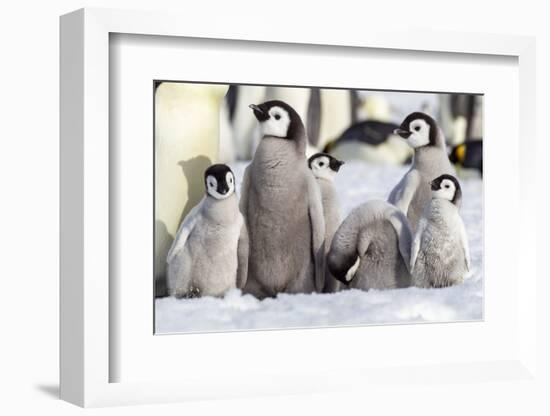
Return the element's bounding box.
[394,128,412,139]
[249,104,269,122]
[218,184,229,195]
[430,180,439,191]
[330,159,345,172]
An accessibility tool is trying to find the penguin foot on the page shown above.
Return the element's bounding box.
[174,286,201,299]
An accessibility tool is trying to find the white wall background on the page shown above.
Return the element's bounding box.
[0,1,548,414]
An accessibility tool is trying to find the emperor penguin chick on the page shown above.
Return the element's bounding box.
[166,164,249,298]
[411,174,470,288]
[240,101,326,299]
[308,153,345,293]
[328,200,413,290]
[388,112,455,232]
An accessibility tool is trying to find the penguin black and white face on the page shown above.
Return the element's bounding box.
[204,164,236,200]
[249,100,303,140]
[394,112,437,149]
[308,153,344,181]
[430,174,462,205]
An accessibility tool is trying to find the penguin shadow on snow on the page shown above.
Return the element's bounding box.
[155,155,212,298]
[155,220,172,297]
[177,155,213,225]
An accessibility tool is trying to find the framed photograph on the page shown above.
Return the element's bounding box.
[152,82,484,335]
[60,8,538,407]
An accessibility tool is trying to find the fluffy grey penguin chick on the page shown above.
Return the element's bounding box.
[388,112,455,232]
[240,100,326,299]
[328,200,413,290]
[411,174,470,288]
[166,164,249,298]
[308,152,345,293]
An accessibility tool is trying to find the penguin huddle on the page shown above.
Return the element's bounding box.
[166,101,471,299]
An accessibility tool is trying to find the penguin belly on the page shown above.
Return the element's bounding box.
[244,178,315,298]
[412,222,467,288]
[350,221,411,290]
[173,218,240,298]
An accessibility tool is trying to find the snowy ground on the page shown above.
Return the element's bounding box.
[155,161,483,334]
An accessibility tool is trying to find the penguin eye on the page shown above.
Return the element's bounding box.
[445,184,450,189]
[319,162,325,167]
[414,126,421,132]
[274,114,281,120]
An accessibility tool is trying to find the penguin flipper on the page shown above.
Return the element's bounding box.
[389,170,421,216]
[307,172,326,292]
[236,218,249,289]
[410,217,427,272]
[458,219,471,271]
[239,165,251,218]
[386,206,414,270]
[166,197,205,264]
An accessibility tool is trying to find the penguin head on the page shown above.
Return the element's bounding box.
[204,164,236,200]
[249,100,305,142]
[308,153,345,181]
[430,174,462,205]
[394,112,441,149]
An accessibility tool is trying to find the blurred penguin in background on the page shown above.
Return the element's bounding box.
[313,89,354,153]
[218,96,236,163]
[225,85,267,160]
[154,82,228,297]
[449,140,483,177]
[439,94,483,147]
[440,94,483,177]
[324,94,412,165]
[324,119,412,165]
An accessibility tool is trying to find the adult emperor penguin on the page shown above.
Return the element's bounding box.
[327,200,413,290]
[388,112,455,232]
[411,174,470,288]
[240,100,326,298]
[449,139,483,177]
[324,120,412,165]
[225,85,267,160]
[308,153,345,293]
[166,164,249,298]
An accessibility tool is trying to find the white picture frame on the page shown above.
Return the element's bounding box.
[60,8,538,407]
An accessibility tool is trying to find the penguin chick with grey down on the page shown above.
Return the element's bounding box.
[166,164,249,298]
[411,174,470,288]
[388,112,455,232]
[240,100,326,299]
[327,200,413,290]
[308,152,345,293]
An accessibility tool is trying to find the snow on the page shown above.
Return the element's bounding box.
[155,161,483,334]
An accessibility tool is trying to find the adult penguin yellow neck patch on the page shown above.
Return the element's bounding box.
[455,143,466,163]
